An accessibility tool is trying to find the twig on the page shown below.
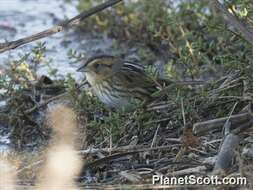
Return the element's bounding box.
[181,98,186,126]
[0,0,123,53]
[233,118,253,134]
[211,0,253,46]
[166,166,207,176]
[16,160,44,174]
[83,151,140,169]
[222,102,238,135]
[151,124,160,148]
[24,92,67,114]
[79,144,181,155]
[194,103,253,135]
[24,80,88,114]
[119,171,142,183]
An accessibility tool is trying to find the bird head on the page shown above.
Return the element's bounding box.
[77,55,122,84]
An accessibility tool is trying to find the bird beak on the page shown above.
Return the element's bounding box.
[77,65,88,72]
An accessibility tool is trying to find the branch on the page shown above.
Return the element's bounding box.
[0,0,123,54]
[193,103,253,135]
[211,0,253,46]
[193,112,249,135]
[212,133,239,175]
[212,121,239,175]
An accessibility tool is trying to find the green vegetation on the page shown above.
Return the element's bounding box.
[72,0,253,144]
[77,0,253,81]
[1,0,253,148]
[1,0,253,187]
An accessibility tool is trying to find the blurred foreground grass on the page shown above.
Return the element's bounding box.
[1,0,253,188]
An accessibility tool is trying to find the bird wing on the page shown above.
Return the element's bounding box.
[115,62,157,100]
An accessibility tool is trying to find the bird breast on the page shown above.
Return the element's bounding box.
[93,82,130,108]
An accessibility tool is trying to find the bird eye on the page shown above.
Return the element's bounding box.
[94,63,99,69]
